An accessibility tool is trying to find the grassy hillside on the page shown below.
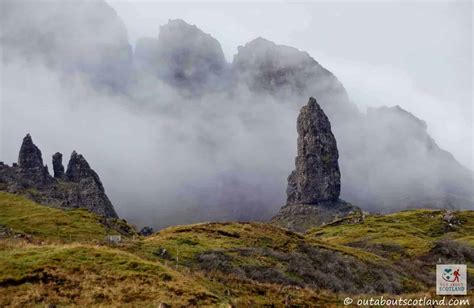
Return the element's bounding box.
[0,192,472,306]
[0,192,134,243]
[307,209,474,259]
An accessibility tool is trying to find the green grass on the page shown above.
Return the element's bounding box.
[0,244,221,306]
[138,222,302,264]
[0,192,337,306]
[1,192,472,305]
[307,209,474,259]
[0,191,119,242]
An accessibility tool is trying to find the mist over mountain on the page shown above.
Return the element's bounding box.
[135,19,229,95]
[1,0,132,90]
[1,0,472,229]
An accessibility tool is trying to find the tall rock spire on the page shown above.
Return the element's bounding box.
[271,98,361,232]
[287,97,341,205]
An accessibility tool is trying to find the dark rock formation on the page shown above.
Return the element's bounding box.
[52,152,65,179]
[16,134,53,187]
[66,151,102,186]
[287,97,341,205]
[18,134,44,169]
[0,135,117,218]
[61,151,117,217]
[272,98,361,232]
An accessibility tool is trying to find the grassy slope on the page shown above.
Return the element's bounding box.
[0,192,116,242]
[0,193,336,306]
[0,192,472,306]
[0,242,223,306]
[306,209,474,260]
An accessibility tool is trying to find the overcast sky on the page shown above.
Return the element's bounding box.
[108,0,473,169]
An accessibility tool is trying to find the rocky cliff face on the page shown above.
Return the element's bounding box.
[0,135,117,218]
[272,98,361,232]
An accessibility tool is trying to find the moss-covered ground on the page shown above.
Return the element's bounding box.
[0,192,472,306]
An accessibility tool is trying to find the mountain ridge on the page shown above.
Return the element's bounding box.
[1,0,472,224]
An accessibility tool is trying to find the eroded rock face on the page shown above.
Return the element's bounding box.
[272,98,360,232]
[16,134,52,187]
[287,97,341,205]
[18,134,43,169]
[0,135,117,218]
[52,152,65,179]
[63,151,117,217]
[67,151,102,187]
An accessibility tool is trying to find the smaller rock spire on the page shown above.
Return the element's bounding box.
[65,151,117,217]
[67,151,91,180]
[17,134,52,186]
[66,151,103,190]
[18,134,44,170]
[52,152,65,179]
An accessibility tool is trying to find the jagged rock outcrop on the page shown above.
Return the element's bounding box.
[16,134,53,187]
[272,98,361,232]
[52,152,65,179]
[66,151,102,186]
[0,135,117,218]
